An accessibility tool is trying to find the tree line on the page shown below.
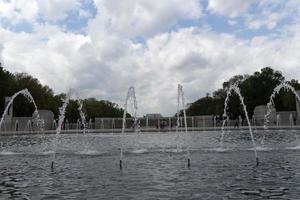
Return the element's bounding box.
[0,63,126,122]
[185,67,300,119]
[2,63,299,121]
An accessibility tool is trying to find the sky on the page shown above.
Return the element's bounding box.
[0,0,300,116]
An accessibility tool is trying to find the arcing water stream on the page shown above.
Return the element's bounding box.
[220,83,259,166]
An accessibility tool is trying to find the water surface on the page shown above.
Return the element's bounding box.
[1,130,300,199]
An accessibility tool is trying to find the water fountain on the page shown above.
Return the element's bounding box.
[51,91,72,169]
[14,120,19,132]
[177,84,190,167]
[101,118,104,129]
[220,83,259,166]
[52,119,57,130]
[2,84,300,199]
[264,82,300,129]
[238,115,242,127]
[259,82,300,146]
[213,116,217,130]
[111,118,115,133]
[0,120,6,132]
[65,119,69,130]
[25,120,33,132]
[289,113,294,127]
[76,119,81,132]
[0,89,42,132]
[276,114,280,127]
[252,115,256,126]
[120,86,138,170]
[77,100,86,134]
[51,90,88,169]
[88,118,92,130]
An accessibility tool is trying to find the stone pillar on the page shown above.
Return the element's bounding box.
[158,118,160,132]
[191,116,194,129]
[146,117,148,130]
[101,118,104,129]
[296,90,300,119]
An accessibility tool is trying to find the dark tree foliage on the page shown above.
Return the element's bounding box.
[84,98,125,120]
[186,67,300,119]
[0,63,126,120]
[64,98,126,123]
[12,73,61,117]
[186,94,224,116]
[0,65,16,115]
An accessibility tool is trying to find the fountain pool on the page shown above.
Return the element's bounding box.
[1,130,300,199]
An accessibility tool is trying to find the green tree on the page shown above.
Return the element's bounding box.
[0,64,17,114]
[0,63,126,121]
[186,67,300,119]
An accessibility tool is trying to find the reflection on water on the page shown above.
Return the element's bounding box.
[1,130,300,199]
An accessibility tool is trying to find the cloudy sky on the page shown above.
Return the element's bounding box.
[0,0,300,116]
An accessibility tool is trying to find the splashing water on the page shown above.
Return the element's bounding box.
[77,99,91,152]
[51,90,72,169]
[220,83,259,165]
[264,82,300,128]
[0,89,42,131]
[77,99,86,134]
[120,86,138,169]
[261,82,300,144]
[220,85,232,145]
[25,120,33,132]
[177,84,190,167]
[51,90,89,167]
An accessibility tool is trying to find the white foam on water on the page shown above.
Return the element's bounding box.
[0,151,22,155]
[131,148,148,154]
[78,150,101,155]
[208,147,231,152]
[40,151,55,155]
[249,146,273,151]
[285,145,300,150]
[163,148,185,153]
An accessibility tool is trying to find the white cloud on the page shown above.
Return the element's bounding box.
[37,0,81,21]
[91,0,202,37]
[228,20,237,26]
[207,0,256,18]
[1,0,300,116]
[0,0,83,24]
[0,25,90,89]
[0,0,39,24]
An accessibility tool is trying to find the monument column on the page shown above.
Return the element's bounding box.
[296,90,300,119]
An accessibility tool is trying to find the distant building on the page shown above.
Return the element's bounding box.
[2,96,54,131]
[38,110,54,130]
[145,113,163,118]
[276,111,297,126]
[253,105,276,126]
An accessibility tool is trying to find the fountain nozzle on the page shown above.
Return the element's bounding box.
[187,158,191,168]
[119,160,123,170]
[256,157,259,167]
[51,161,54,169]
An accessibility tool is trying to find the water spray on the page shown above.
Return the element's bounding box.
[120,86,138,170]
[51,90,72,169]
[0,89,42,132]
[263,82,300,145]
[177,84,191,168]
[220,84,259,166]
